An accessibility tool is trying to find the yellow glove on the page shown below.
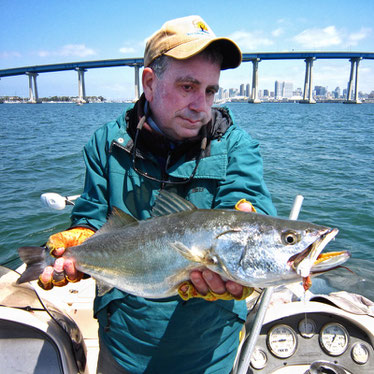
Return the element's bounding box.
[235,199,257,212]
[46,227,95,255]
[38,227,95,290]
[178,281,253,302]
[37,269,85,290]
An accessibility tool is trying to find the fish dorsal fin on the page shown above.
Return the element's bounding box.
[95,207,138,235]
[151,190,197,217]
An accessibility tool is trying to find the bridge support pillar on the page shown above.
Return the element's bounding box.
[134,65,140,101]
[26,72,40,103]
[248,59,261,103]
[344,57,362,104]
[76,68,88,104]
[300,57,316,104]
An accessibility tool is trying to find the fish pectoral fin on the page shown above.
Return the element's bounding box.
[96,280,113,296]
[171,242,215,265]
[171,242,200,262]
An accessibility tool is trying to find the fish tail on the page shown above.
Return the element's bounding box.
[17,246,48,284]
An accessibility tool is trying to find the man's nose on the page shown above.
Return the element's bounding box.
[189,91,209,113]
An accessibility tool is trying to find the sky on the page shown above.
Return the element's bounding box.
[1,0,373,100]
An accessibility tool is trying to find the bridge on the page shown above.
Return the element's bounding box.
[0,52,373,104]
[0,58,143,104]
[242,52,374,104]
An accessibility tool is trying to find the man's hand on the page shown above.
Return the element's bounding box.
[190,269,244,298]
[179,270,253,301]
[235,198,256,213]
[39,250,81,289]
[38,227,94,290]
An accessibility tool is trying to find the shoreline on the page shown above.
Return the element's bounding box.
[1,100,373,104]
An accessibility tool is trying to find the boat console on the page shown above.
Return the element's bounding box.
[243,298,374,373]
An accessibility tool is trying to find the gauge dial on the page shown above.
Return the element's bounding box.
[267,324,297,358]
[351,343,370,364]
[250,347,267,370]
[320,323,349,356]
[298,318,316,338]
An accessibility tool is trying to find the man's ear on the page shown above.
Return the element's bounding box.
[142,67,156,102]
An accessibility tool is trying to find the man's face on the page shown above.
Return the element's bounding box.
[144,54,221,141]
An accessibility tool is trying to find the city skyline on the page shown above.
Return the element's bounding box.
[217,79,374,101]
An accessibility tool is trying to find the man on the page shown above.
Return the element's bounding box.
[40,15,276,373]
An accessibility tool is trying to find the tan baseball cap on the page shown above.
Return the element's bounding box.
[144,15,242,70]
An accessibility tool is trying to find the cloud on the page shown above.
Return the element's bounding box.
[60,44,96,57]
[0,51,22,58]
[37,44,96,58]
[37,50,50,57]
[229,30,273,50]
[277,18,286,24]
[293,26,342,48]
[119,39,145,56]
[348,27,372,45]
[119,46,136,54]
[272,28,284,37]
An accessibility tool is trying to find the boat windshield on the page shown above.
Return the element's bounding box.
[0,265,87,372]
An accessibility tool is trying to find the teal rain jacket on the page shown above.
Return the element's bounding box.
[71,101,276,373]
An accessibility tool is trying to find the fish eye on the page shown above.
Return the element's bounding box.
[282,231,299,245]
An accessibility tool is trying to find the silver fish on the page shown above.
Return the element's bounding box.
[17,191,350,298]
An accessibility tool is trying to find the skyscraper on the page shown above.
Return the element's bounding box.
[275,81,282,99]
[246,83,250,97]
[283,82,293,98]
[275,81,293,99]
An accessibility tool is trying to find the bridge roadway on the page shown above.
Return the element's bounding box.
[1,52,373,103]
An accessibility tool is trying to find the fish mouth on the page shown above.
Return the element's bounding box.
[289,228,340,277]
[310,250,351,273]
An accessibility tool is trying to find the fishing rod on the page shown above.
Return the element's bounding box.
[40,192,80,210]
[235,194,304,374]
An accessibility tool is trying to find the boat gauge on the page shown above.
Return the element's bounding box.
[351,343,370,364]
[319,322,349,356]
[267,324,297,358]
[298,318,316,338]
[250,347,267,370]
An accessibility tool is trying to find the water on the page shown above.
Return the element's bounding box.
[0,103,129,268]
[1,103,373,282]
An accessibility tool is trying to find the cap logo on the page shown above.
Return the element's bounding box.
[193,20,209,34]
